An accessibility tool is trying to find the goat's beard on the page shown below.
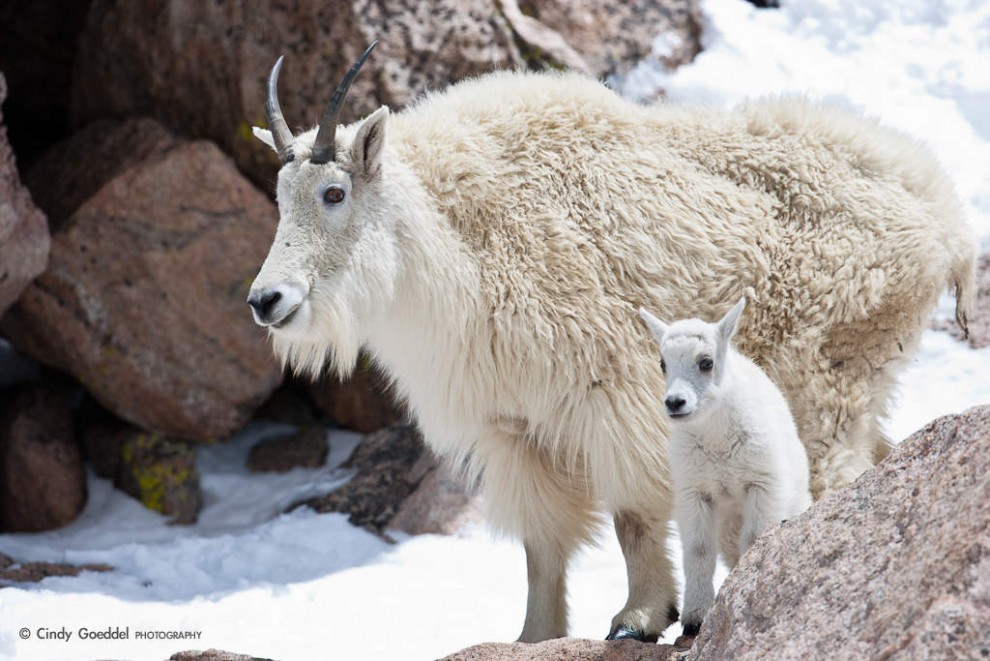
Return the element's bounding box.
[270,279,363,380]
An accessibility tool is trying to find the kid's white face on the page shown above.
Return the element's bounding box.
[660,334,719,421]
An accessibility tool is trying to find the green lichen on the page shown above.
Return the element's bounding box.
[237,121,255,143]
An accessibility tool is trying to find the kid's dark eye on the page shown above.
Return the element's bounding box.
[699,357,714,372]
[660,359,667,374]
[323,186,345,205]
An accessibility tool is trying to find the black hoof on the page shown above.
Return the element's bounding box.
[682,621,702,637]
[605,627,659,643]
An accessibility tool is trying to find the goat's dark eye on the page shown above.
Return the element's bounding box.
[660,359,667,374]
[323,186,345,205]
[699,357,714,372]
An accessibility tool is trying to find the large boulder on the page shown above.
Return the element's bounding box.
[70,0,528,187]
[0,118,283,442]
[0,72,49,318]
[690,405,990,660]
[0,385,86,532]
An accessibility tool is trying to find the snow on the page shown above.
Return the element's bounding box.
[2,1,989,659]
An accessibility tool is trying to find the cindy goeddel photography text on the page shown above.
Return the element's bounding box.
[15,624,203,643]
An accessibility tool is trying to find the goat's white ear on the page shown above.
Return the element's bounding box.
[639,307,669,344]
[252,127,277,152]
[717,297,747,345]
[351,106,389,179]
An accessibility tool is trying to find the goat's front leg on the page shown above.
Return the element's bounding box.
[676,489,718,637]
[476,431,597,642]
[738,482,781,555]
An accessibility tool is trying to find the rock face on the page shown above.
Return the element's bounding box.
[1,118,283,442]
[690,405,990,660]
[71,0,527,186]
[0,386,86,532]
[309,359,403,433]
[440,638,682,661]
[516,0,702,78]
[295,423,480,537]
[0,72,50,318]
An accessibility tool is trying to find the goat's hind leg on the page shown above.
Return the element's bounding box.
[607,509,679,642]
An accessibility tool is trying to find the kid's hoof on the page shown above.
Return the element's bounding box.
[681,621,702,637]
[605,626,658,643]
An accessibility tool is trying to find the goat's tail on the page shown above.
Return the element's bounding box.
[949,232,978,340]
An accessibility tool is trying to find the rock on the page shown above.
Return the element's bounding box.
[690,405,990,660]
[246,426,328,473]
[1,118,283,442]
[0,385,86,532]
[170,651,273,661]
[439,638,683,660]
[71,0,529,187]
[113,429,202,525]
[515,0,703,78]
[389,460,485,536]
[293,423,479,537]
[497,0,595,75]
[0,71,50,318]
[309,357,404,433]
[81,413,202,523]
[0,556,111,586]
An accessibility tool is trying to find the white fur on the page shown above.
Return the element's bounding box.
[641,299,811,634]
[247,69,976,642]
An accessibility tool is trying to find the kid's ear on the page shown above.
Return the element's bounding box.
[252,127,277,152]
[639,307,669,344]
[350,106,389,179]
[717,297,747,347]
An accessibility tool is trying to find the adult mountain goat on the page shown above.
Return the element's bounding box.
[248,44,975,642]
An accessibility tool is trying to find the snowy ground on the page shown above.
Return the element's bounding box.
[2,1,989,660]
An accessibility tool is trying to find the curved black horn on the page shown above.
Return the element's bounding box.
[310,41,378,165]
[266,56,296,164]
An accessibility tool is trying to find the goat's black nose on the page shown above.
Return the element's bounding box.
[665,396,686,412]
[247,290,282,319]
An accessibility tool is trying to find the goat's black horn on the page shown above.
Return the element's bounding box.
[266,55,296,164]
[310,41,378,165]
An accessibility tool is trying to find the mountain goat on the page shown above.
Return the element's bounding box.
[640,299,812,635]
[247,44,976,642]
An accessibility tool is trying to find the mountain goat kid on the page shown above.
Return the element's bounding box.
[247,44,976,643]
[640,299,812,635]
